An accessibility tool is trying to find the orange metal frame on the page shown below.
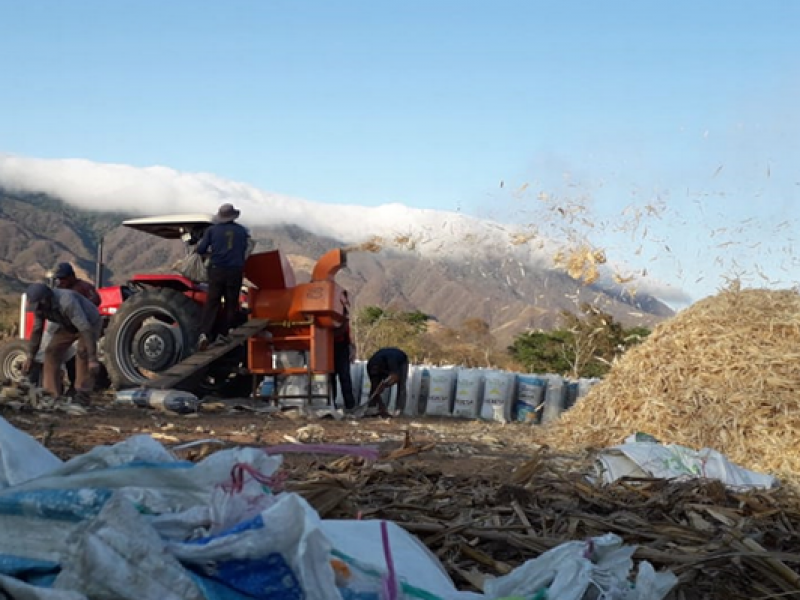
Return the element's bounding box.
[244,248,348,376]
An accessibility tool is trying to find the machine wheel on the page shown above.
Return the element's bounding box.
[104,287,202,389]
[0,339,28,384]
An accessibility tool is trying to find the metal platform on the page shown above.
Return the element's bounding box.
[142,319,269,391]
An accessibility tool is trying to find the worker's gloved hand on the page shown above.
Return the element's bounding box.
[22,357,32,374]
[384,373,399,386]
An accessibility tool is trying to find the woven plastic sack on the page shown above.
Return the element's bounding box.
[173,253,209,283]
[484,533,677,600]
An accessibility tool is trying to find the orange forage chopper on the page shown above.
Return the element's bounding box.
[245,248,348,376]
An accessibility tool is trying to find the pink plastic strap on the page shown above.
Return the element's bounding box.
[225,463,288,493]
[381,521,398,600]
[264,443,379,460]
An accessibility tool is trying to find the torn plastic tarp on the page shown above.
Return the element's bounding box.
[484,533,676,600]
[0,415,62,488]
[595,439,778,490]
[0,416,677,599]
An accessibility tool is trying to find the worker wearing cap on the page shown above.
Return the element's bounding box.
[53,262,101,306]
[23,283,103,398]
[195,203,251,350]
[366,347,409,418]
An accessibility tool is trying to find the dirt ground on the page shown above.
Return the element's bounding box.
[0,395,550,478]
[4,396,799,598]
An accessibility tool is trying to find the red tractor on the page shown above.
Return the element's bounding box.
[0,214,346,398]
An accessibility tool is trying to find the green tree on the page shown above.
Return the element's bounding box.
[624,326,651,346]
[352,305,432,360]
[508,330,575,375]
[508,305,651,378]
[401,309,431,333]
[359,306,386,326]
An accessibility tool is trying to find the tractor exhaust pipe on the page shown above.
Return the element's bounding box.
[95,237,104,288]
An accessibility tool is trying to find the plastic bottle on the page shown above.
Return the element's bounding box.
[115,388,200,414]
[114,388,151,408]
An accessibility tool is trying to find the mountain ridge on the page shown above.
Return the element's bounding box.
[0,190,674,342]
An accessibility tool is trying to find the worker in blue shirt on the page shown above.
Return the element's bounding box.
[196,203,251,350]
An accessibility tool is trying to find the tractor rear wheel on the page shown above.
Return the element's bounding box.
[105,287,202,389]
[104,287,252,398]
[0,339,29,384]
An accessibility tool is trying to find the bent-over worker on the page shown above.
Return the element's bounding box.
[366,347,409,418]
[24,283,103,399]
[196,203,251,350]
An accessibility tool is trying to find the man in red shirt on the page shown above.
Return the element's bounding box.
[331,292,357,411]
[53,263,101,306]
[48,262,102,395]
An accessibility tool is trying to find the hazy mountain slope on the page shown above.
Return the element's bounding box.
[0,193,127,290]
[0,190,674,340]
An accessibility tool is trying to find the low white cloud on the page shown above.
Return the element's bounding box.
[0,153,689,305]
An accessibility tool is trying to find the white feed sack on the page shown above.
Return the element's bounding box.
[452,369,484,418]
[425,368,457,417]
[386,383,399,412]
[277,374,330,407]
[358,361,372,406]
[309,374,331,407]
[541,374,566,424]
[480,371,516,423]
[578,377,600,400]
[275,375,307,407]
[404,366,430,416]
[514,375,547,424]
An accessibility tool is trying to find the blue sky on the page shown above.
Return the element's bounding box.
[1,0,799,302]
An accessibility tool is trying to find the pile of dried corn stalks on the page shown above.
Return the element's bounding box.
[285,445,800,600]
[287,285,800,598]
[543,287,800,484]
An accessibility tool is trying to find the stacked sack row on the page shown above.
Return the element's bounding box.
[335,363,599,424]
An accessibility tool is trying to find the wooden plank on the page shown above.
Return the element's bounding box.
[143,319,269,390]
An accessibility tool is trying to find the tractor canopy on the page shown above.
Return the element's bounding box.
[122,214,214,242]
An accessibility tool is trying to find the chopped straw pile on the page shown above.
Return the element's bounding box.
[543,286,800,484]
[287,448,800,599]
[277,288,800,599]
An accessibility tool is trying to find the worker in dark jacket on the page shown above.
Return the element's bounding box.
[196,203,251,350]
[23,283,102,399]
[54,262,101,306]
[331,294,357,411]
[366,347,409,417]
